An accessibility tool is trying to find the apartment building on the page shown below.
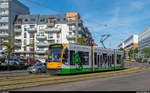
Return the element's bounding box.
[0,0,29,50]
[118,35,138,58]
[118,43,124,49]
[138,27,150,57]
[13,12,94,59]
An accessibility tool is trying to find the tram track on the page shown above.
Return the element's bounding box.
[1,67,150,91]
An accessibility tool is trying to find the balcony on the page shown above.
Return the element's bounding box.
[15,35,22,39]
[0,18,8,23]
[25,28,36,33]
[0,33,8,37]
[0,5,8,8]
[47,23,55,27]
[67,20,76,25]
[14,28,22,32]
[0,26,8,30]
[14,42,22,46]
[35,50,47,54]
[36,35,47,40]
[71,27,82,32]
[44,27,61,33]
[0,13,8,16]
[66,35,76,40]
[36,42,51,47]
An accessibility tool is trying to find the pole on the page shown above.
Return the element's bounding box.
[33,34,35,62]
[75,15,78,44]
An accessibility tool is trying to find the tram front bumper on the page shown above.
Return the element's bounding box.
[47,68,61,74]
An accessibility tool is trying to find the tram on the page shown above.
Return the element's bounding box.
[47,44,124,74]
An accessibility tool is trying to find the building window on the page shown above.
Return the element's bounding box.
[64,18,66,21]
[40,19,45,22]
[48,34,53,38]
[24,19,28,22]
[24,33,26,38]
[50,19,54,23]
[24,47,27,51]
[57,18,60,22]
[68,17,72,21]
[69,32,72,35]
[30,39,33,44]
[57,33,60,38]
[24,39,26,45]
[30,34,33,38]
[31,18,35,22]
[39,26,44,30]
[69,25,73,30]
[30,25,35,28]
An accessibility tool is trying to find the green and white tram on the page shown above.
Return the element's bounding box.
[47,43,124,74]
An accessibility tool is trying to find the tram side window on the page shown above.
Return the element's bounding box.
[94,53,97,65]
[117,55,121,64]
[100,55,103,65]
[112,54,114,64]
[62,48,68,65]
[103,53,107,64]
[98,55,100,64]
[108,56,110,66]
[109,56,112,66]
[70,51,75,65]
[78,51,89,65]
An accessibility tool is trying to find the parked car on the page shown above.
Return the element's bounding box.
[130,59,135,62]
[142,58,148,63]
[0,50,7,58]
[147,58,150,64]
[5,58,25,65]
[27,62,47,73]
[25,58,41,65]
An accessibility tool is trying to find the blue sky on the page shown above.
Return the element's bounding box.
[19,0,150,48]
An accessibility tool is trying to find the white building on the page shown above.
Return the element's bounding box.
[118,35,138,58]
[13,12,94,59]
[0,0,29,50]
[138,27,150,57]
[118,43,124,49]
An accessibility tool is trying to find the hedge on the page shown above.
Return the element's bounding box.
[0,58,5,62]
[0,65,31,71]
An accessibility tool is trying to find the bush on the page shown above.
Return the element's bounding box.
[0,65,31,71]
[0,58,5,62]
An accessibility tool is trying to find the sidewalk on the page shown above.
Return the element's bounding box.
[0,70,26,74]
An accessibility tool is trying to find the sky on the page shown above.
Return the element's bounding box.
[19,0,150,49]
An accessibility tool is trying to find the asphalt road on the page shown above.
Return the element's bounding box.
[0,70,29,77]
[0,61,150,77]
[14,69,150,91]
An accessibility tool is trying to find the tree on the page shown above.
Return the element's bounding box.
[119,48,125,58]
[142,48,150,58]
[77,37,88,45]
[128,49,134,58]
[0,36,19,70]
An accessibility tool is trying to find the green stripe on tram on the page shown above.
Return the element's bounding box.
[61,66,124,74]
